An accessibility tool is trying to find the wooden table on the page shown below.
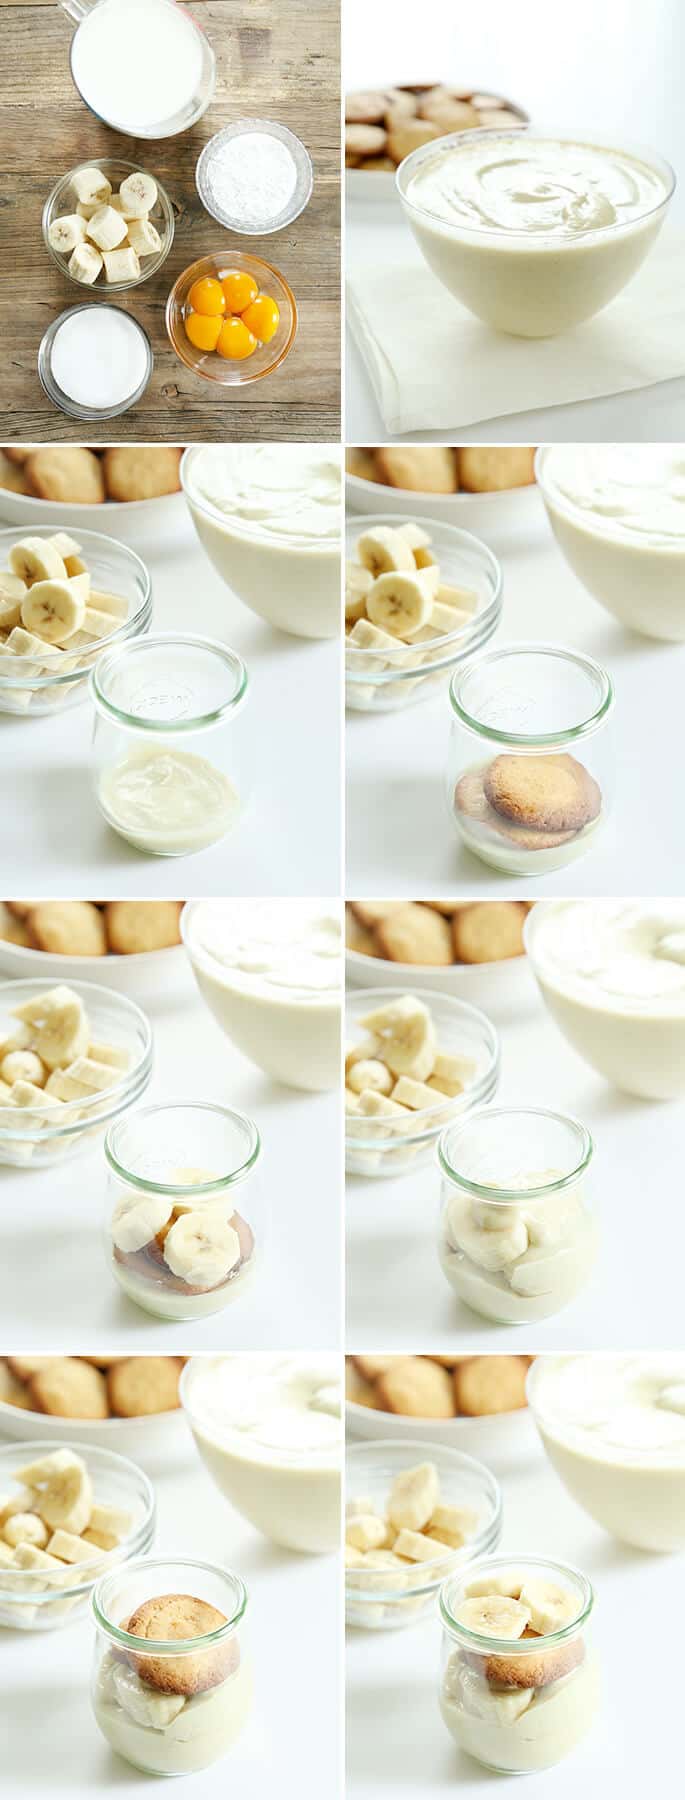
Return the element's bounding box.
[1,0,340,442]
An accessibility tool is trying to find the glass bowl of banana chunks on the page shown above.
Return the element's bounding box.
[0,978,153,1169]
[0,526,152,716]
[42,159,175,292]
[0,1440,155,1631]
[345,514,502,713]
[345,987,500,1178]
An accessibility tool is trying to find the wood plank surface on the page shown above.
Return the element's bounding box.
[0,0,341,441]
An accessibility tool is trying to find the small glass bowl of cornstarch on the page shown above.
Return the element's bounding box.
[195,119,313,234]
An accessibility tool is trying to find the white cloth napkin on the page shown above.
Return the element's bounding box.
[346,229,685,436]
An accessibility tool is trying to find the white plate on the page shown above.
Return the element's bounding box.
[346,471,541,546]
[0,485,186,554]
[346,944,536,1023]
[0,939,191,1011]
[346,1398,537,1475]
[0,1397,186,1468]
[346,167,398,210]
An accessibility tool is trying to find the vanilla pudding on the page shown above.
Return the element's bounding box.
[182,445,341,639]
[182,899,342,1091]
[538,446,685,640]
[529,1355,685,1550]
[526,900,685,1098]
[399,130,673,336]
[181,1354,341,1553]
[94,1647,252,1775]
[98,748,240,856]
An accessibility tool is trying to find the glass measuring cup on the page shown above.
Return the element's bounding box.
[59,0,216,139]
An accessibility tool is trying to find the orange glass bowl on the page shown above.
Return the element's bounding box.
[166,251,297,387]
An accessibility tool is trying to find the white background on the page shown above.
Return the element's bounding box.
[0,952,341,1349]
[344,0,685,442]
[0,1410,339,1800]
[0,499,341,896]
[346,485,685,895]
[346,951,685,1351]
[346,1408,678,1796]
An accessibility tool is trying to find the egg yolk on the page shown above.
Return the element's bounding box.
[241,293,280,343]
[216,317,258,360]
[221,270,259,314]
[187,276,226,317]
[184,312,223,353]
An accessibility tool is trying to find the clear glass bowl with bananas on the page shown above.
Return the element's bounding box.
[0,1440,155,1631]
[345,986,500,1178]
[346,1439,502,1630]
[345,514,502,712]
[42,159,175,292]
[0,978,153,1169]
[0,526,152,717]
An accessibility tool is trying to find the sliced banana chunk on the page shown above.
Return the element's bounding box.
[162,1212,241,1290]
[347,1058,393,1096]
[87,204,129,252]
[391,1075,444,1110]
[68,242,104,285]
[366,569,435,639]
[88,1039,130,1070]
[126,216,162,257]
[39,1453,92,1535]
[46,1529,100,1564]
[455,1594,531,1637]
[347,618,405,671]
[388,1461,439,1532]
[345,1513,387,1552]
[356,527,416,577]
[431,1502,479,1539]
[361,996,436,1082]
[396,522,431,551]
[3,1512,49,1549]
[113,1662,186,1729]
[21,574,89,644]
[63,1056,120,1093]
[465,1569,528,1601]
[103,246,141,285]
[7,1080,60,1116]
[88,589,129,621]
[48,214,87,255]
[71,166,112,206]
[34,992,89,1071]
[119,171,158,217]
[518,1578,578,1634]
[447,1196,529,1272]
[111,1188,173,1254]
[9,538,67,585]
[392,1527,443,1563]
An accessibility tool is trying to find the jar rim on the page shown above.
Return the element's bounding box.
[449,641,613,744]
[440,1554,594,1644]
[104,1101,261,1189]
[91,632,249,730]
[438,1105,594,1198]
[93,1556,247,1645]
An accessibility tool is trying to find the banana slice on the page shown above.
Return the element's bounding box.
[46,1529,100,1563]
[447,1196,529,1271]
[48,214,88,255]
[39,1454,92,1535]
[126,217,162,257]
[111,1188,173,1254]
[88,1039,130,1070]
[4,627,62,673]
[21,574,89,644]
[63,1056,120,1093]
[388,1461,439,1531]
[162,1211,241,1290]
[69,242,103,285]
[12,985,78,1026]
[429,601,471,636]
[346,1058,393,1096]
[518,1578,578,1635]
[430,1502,478,1539]
[119,171,158,217]
[49,533,82,560]
[392,1527,443,1563]
[88,589,129,620]
[360,996,436,1082]
[71,166,112,206]
[103,246,141,284]
[34,994,89,1071]
[8,1080,61,1115]
[396,522,431,551]
[0,1486,36,1524]
[3,1512,49,1549]
[16,1448,79,1486]
[113,1663,186,1728]
[438,582,477,613]
[9,538,67,585]
[345,1513,387,1551]
[0,575,27,629]
[87,204,129,253]
[346,618,406,671]
[79,605,124,640]
[355,1091,413,1131]
[89,1501,133,1542]
[345,561,373,622]
[366,569,435,639]
[0,1050,45,1087]
[356,527,416,577]
[455,1595,531,1638]
[465,1569,527,1600]
[390,1075,445,1111]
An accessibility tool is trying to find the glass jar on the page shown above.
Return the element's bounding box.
[105,1103,262,1321]
[438,1107,596,1324]
[439,1555,598,1775]
[90,634,250,856]
[447,644,614,875]
[91,1557,251,1777]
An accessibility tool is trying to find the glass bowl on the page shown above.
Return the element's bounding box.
[0,1439,154,1631]
[0,977,153,1169]
[166,251,297,386]
[0,526,151,717]
[346,513,502,712]
[196,120,313,233]
[42,158,175,292]
[346,1439,502,1630]
[345,985,500,1179]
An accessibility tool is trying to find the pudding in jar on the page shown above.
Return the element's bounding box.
[398,129,673,336]
[181,898,342,1092]
[181,1354,342,1553]
[526,900,685,1098]
[528,1354,685,1550]
[181,444,341,639]
[439,1556,598,1774]
[537,445,685,640]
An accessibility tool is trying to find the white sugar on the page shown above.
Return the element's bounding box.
[50,309,149,410]
[203,132,298,230]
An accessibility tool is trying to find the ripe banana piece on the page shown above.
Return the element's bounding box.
[396,522,431,551]
[126,217,162,257]
[346,1058,393,1096]
[13,984,78,1026]
[1,1050,45,1087]
[458,1670,533,1724]
[71,166,112,206]
[429,600,471,636]
[87,205,129,253]
[65,1056,119,1093]
[162,1211,241,1289]
[103,246,141,284]
[392,1527,444,1563]
[356,527,416,577]
[366,569,436,638]
[518,1578,578,1634]
[49,533,82,560]
[391,1075,446,1111]
[388,1461,439,1531]
[447,1195,529,1271]
[48,214,88,255]
[88,1039,130,1069]
[89,589,129,620]
[438,582,477,613]
[3,1512,49,1549]
[347,618,406,670]
[80,604,125,640]
[356,1090,411,1130]
[5,627,62,672]
[361,997,436,1082]
[39,1453,92,1535]
[345,1513,387,1552]
[8,1080,61,1115]
[21,573,89,644]
[431,1502,478,1539]
[455,1594,532,1638]
[112,1188,174,1254]
[9,537,67,585]
[69,242,103,284]
[0,1486,36,1523]
[119,171,158,217]
[465,1569,528,1601]
[345,561,373,622]
[34,994,89,1071]
[15,1449,78,1486]
[46,1528,100,1563]
[0,576,27,630]
[113,1662,186,1728]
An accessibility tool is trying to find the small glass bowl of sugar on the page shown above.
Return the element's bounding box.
[196,120,313,234]
[38,306,153,420]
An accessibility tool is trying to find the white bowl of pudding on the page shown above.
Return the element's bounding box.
[181,1353,341,1553]
[528,1354,685,1550]
[181,444,341,640]
[525,900,685,1100]
[397,127,674,337]
[181,899,342,1093]
[537,445,685,640]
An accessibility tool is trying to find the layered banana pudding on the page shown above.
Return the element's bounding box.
[182,444,341,638]
[182,898,342,1091]
[110,1170,257,1321]
[181,1354,341,1552]
[399,130,672,335]
[346,1459,482,1630]
[345,991,496,1177]
[526,900,685,1098]
[529,1354,685,1550]
[0,1447,143,1631]
[538,446,685,640]
[438,1108,597,1324]
[440,1558,598,1773]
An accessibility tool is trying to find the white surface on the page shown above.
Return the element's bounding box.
[346,483,685,894]
[344,0,685,442]
[0,501,340,896]
[0,1410,340,1800]
[346,1418,678,1796]
[346,956,685,1350]
[0,955,341,1349]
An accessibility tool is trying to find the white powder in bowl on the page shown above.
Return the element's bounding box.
[49,308,151,411]
[199,130,299,231]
